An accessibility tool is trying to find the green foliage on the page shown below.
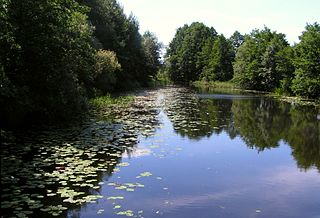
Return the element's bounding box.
[90,94,134,108]
[154,67,172,85]
[166,22,217,83]
[81,0,126,51]
[274,46,295,95]
[200,34,235,81]
[1,0,318,128]
[166,23,319,99]
[1,0,95,127]
[142,31,163,78]
[1,0,163,127]
[233,27,293,91]
[229,31,245,51]
[193,81,236,89]
[82,0,162,88]
[291,23,320,99]
[94,50,121,93]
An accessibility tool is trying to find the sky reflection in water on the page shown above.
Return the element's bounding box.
[71,88,320,218]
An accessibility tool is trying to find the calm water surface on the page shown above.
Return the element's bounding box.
[71,87,319,218]
[1,87,320,218]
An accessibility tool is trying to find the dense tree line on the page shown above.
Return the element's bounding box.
[166,22,217,83]
[165,22,320,99]
[0,0,162,127]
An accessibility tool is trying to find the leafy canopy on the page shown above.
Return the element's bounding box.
[233,27,292,91]
[291,22,320,99]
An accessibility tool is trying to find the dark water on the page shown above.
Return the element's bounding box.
[1,87,320,218]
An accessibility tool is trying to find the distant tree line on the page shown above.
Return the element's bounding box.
[165,22,320,99]
[0,0,162,127]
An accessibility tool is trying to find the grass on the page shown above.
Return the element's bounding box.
[193,80,320,107]
[272,95,320,107]
[192,80,237,89]
[90,94,134,109]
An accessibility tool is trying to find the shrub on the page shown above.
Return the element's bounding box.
[94,50,121,93]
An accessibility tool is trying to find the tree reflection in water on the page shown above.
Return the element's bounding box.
[164,87,319,171]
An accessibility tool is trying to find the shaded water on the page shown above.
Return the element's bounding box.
[1,87,320,218]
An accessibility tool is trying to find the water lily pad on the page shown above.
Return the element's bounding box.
[136,172,152,178]
[108,182,117,186]
[116,210,134,217]
[118,162,130,167]
[107,196,124,200]
[115,186,127,190]
[97,209,105,214]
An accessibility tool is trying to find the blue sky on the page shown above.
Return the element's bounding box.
[117,0,319,46]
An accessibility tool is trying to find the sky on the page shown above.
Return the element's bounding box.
[117,0,319,46]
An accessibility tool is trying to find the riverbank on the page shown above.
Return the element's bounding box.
[192,81,320,107]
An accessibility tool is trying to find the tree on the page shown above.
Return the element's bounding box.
[0,0,164,128]
[233,27,293,91]
[201,34,235,81]
[0,0,95,127]
[142,31,163,79]
[81,0,154,88]
[232,36,260,89]
[166,22,217,83]
[229,30,244,51]
[81,0,126,51]
[291,23,320,99]
[94,50,121,93]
